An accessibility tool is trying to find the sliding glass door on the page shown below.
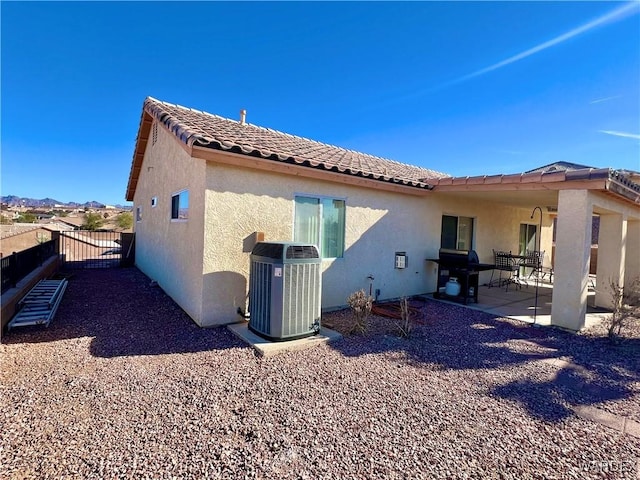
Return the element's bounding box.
[519,224,537,255]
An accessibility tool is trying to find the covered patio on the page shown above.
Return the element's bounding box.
[429,164,640,331]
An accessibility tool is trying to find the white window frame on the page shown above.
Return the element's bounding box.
[293,193,346,259]
[170,189,189,222]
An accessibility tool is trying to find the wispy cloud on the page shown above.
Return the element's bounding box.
[589,95,622,104]
[446,2,640,87]
[599,130,640,140]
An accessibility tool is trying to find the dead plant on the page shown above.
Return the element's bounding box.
[395,297,413,338]
[606,277,640,342]
[347,289,373,334]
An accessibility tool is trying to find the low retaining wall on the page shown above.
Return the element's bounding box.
[1,256,60,341]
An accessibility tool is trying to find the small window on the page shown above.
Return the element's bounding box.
[171,190,189,220]
[151,196,158,208]
[294,195,345,258]
[136,206,142,222]
[441,215,474,250]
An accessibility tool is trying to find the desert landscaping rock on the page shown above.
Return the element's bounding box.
[1,268,639,479]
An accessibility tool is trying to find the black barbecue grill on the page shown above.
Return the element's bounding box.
[427,249,495,304]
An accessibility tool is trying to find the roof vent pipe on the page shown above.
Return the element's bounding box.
[240,109,247,126]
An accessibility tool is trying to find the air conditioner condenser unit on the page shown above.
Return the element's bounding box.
[248,242,322,341]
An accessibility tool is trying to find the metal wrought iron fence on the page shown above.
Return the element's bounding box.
[1,237,59,294]
[59,231,135,269]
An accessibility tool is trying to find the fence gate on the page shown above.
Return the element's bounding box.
[59,231,135,269]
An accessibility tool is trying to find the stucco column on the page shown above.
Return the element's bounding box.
[595,213,626,308]
[625,220,640,287]
[551,190,593,330]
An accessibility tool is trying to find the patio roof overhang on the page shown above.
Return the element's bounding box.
[425,169,640,215]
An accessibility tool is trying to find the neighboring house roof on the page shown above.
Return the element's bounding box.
[126,97,449,200]
[525,161,596,173]
[0,222,76,240]
[56,217,85,228]
[42,222,76,232]
[1,224,42,240]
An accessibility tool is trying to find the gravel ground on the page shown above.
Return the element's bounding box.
[1,268,639,479]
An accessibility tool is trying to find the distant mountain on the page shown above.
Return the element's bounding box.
[1,196,128,209]
[1,196,63,207]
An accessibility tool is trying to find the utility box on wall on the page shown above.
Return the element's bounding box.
[248,242,322,341]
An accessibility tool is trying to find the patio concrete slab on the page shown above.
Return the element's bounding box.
[227,321,342,357]
[430,283,609,330]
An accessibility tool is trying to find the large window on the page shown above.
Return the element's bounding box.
[171,190,189,220]
[441,215,474,250]
[294,195,345,258]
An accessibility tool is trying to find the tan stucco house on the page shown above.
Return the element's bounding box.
[125,97,640,331]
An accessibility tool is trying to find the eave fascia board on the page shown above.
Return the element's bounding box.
[125,111,194,201]
[432,177,609,192]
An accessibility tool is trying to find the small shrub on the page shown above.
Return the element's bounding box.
[83,212,104,231]
[115,212,133,230]
[35,232,49,244]
[606,278,640,342]
[347,289,373,334]
[395,297,413,338]
[16,212,36,223]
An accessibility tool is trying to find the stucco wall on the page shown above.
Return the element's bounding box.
[626,220,640,286]
[131,133,561,327]
[201,162,435,325]
[199,160,557,325]
[132,122,206,324]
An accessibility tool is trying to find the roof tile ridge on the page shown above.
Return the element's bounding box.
[145,97,226,122]
[148,99,420,166]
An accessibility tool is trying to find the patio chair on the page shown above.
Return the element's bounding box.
[524,250,553,283]
[489,250,521,291]
[523,250,544,279]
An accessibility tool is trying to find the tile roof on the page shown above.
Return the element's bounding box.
[139,96,449,187]
[1,223,77,240]
[1,224,42,240]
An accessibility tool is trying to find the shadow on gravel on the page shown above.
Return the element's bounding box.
[326,298,640,422]
[1,268,246,358]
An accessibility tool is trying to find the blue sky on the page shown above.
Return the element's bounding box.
[2,1,639,206]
